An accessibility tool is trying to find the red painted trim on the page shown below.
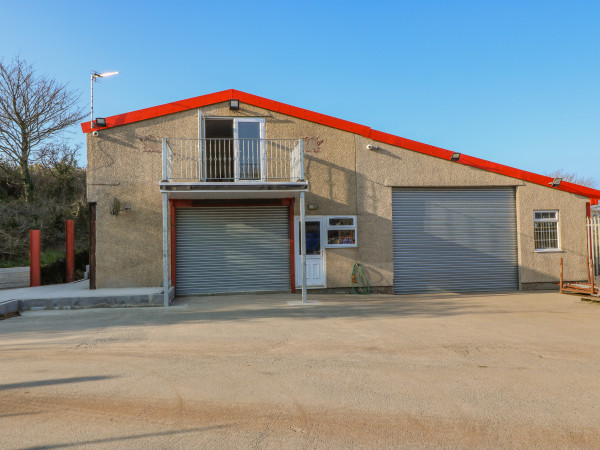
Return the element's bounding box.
[289,198,295,294]
[81,89,600,202]
[65,220,75,283]
[592,198,599,206]
[81,89,233,133]
[170,200,176,288]
[171,198,292,208]
[29,230,41,287]
[586,202,592,219]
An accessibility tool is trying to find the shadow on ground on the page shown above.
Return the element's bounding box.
[0,376,116,391]
[21,426,230,450]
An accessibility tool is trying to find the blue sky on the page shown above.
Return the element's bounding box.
[1,0,598,183]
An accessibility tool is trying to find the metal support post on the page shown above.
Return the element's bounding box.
[162,192,169,307]
[300,191,307,304]
[90,74,94,129]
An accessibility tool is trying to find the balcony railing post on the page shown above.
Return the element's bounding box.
[162,138,168,180]
[261,138,267,181]
[299,138,305,181]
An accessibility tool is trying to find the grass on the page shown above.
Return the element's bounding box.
[0,249,65,269]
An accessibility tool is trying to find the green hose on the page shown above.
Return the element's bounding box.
[351,262,370,295]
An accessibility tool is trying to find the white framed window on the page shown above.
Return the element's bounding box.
[326,216,357,247]
[534,210,560,251]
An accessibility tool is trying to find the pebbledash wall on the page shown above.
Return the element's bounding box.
[86,99,592,291]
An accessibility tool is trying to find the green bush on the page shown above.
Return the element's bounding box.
[0,163,88,266]
[41,249,89,285]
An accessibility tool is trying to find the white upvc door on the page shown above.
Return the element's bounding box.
[233,118,265,181]
[295,216,326,288]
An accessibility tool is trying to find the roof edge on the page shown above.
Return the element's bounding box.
[81,89,600,202]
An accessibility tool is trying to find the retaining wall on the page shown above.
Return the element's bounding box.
[0,267,30,290]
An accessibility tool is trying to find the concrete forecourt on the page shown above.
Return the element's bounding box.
[1,291,599,448]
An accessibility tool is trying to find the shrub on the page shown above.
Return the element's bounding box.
[0,157,88,267]
[41,249,89,285]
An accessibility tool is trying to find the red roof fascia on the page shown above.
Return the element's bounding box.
[80,89,600,202]
[81,89,234,133]
[366,130,600,200]
[458,154,600,199]
[232,90,371,136]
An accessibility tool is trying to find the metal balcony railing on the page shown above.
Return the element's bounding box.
[162,138,304,183]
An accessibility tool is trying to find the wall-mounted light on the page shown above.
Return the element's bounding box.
[95,117,107,127]
[550,177,562,187]
[230,99,240,110]
[110,198,131,216]
[308,203,318,210]
[450,152,461,162]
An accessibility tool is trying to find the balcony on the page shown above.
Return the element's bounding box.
[159,138,307,194]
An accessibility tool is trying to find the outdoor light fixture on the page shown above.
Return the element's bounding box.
[450,152,461,161]
[230,99,240,110]
[91,71,119,129]
[110,198,131,215]
[550,177,562,187]
[95,117,107,127]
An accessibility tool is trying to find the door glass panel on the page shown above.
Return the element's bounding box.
[204,119,234,181]
[298,221,321,255]
[238,122,261,179]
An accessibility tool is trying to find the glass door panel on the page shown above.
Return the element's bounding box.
[238,121,261,180]
[299,220,322,255]
[233,118,264,181]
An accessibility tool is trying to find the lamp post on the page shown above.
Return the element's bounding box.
[91,71,119,128]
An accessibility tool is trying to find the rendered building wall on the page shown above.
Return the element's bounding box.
[87,101,589,289]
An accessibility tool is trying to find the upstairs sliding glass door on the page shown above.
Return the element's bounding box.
[234,118,265,181]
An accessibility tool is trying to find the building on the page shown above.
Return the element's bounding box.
[82,89,600,303]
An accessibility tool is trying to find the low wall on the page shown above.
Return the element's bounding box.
[0,267,30,290]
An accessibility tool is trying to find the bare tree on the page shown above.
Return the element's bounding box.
[0,56,85,201]
[547,170,599,216]
[546,169,597,189]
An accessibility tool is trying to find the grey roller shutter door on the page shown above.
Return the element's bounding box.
[176,206,290,295]
[392,188,518,294]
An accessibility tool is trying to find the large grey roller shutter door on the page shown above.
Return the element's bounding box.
[392,188,518,294]
[176,206,290,295]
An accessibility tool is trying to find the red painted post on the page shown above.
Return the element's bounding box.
[30,230,41,287]
[66,219,75,283]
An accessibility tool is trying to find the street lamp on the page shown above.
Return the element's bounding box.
[91,71,119,128]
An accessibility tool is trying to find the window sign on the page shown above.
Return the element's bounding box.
[326,216,357,247]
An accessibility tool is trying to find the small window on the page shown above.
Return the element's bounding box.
[534,210,559,251]
[326,216,357,247]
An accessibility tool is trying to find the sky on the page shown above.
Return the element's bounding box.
[1,0,599,183]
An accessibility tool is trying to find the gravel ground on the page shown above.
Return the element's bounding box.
[1,291,599,449]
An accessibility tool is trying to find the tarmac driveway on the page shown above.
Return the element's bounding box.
[1,291,600,448]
